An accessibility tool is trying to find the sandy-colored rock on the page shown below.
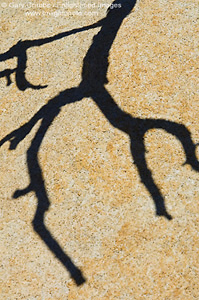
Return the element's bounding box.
[0,0,198,299]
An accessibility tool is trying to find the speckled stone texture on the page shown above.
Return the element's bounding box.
[0,0,199,299]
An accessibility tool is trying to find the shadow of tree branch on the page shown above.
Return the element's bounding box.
[0,0,198,285]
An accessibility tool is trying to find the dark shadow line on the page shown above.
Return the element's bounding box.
[9,88,86,285]
[28,105,85,285]
[0,0,198,285]
[0,68,16,86]
[0,18,104,90]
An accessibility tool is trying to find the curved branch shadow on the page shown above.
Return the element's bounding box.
[0,0,198,285]
[0,18,104,90]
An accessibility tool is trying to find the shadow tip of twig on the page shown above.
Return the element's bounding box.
[156,211,173,221]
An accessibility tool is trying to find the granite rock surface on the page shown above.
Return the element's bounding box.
[0,0,199,299]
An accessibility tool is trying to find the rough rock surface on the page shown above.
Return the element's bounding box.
[0,0,199,299]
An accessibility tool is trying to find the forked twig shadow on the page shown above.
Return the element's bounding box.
[0,0,198,285]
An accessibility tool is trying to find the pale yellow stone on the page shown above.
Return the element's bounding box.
[0,0,199,299]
